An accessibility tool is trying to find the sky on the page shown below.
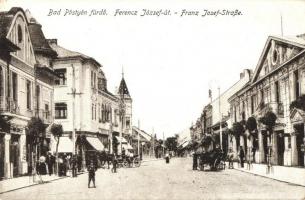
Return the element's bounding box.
[1,0,305,139]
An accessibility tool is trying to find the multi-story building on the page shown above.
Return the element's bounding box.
[228,34,305,167]
[193,69,252,152]
[0,8,56,178]
[48,39,133,161]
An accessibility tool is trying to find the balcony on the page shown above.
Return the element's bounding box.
[0,98,20,114]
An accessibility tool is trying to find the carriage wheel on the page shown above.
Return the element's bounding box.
[133,158,141,167]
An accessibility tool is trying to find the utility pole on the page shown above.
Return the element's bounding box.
[67,65,82,155]
[218,87,223,150]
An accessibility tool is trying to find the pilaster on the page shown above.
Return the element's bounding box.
[4,134,11,179]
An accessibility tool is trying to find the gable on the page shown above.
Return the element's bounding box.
[6,11,36,66]
[290,108,305,124]
[252,36,305,83]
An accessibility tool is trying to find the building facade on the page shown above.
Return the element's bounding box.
[228,35,305,167]
[49,39,133,161]
[0,8,56,178]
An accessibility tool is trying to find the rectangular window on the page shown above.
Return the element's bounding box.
[26,80,31,109]
[92,104,94,120]
[294,70,300,98]
[126,117,130,129]
[45,104,49,119]
[261,90,264,104]
[12,72,18,101]
[36,85,40,110]
[94,104,96,120]
[251,96,254,114]
[55,103,67,119]
[275,81,280,103]
[54,69,67,85]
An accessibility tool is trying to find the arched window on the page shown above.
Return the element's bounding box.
[17,25,23,43]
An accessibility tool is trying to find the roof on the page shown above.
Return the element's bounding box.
[252,35,305,83]
[132,126,152,141]
[49,41,101,67]
[0,7,29,39]
[118,77,131,97]
[28,23,57,57]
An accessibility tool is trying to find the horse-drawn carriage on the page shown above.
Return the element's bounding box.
[198,148,226,171]
[99,151,141,168]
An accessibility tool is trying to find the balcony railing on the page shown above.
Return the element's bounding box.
[1,98,20,114]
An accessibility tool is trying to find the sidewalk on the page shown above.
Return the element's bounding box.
[0,173,73,194]
[229,162,305,187]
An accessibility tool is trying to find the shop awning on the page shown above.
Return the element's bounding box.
[115,136,133,150]
[86,137,105,151]
[57,137,73,153]
[115,136,128,143]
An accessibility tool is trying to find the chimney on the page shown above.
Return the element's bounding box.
[47,39,57,45]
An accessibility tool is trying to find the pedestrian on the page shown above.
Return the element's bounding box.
[111,154,117,173]
[239,146,245,168]
[228,148,234,169]
[87,160,96,188]
[193,152,198,170]
[46,152,54,176]
[165,152,170,164]
[71,155,77,177]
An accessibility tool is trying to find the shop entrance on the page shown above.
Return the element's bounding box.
[296,128,304,167]
[0,134,4,179]
[10,134,20,177]
[277,131,285,166]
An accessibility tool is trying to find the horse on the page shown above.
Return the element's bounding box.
[99,151,112,169]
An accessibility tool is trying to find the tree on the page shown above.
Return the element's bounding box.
[246,116,258,138]
[259,111,277,135]
[232,121,245,148]
[165,137,178,152]
[50,123,63,175]
[27,117,46,175]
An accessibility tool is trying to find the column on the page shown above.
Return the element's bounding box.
[272,131,278,165]
[4,134,11,179]
[258,130,265,163]
[19,131,27,175]
[291,133,298,166]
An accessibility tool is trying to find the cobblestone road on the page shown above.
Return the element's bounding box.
[1,158,305,200]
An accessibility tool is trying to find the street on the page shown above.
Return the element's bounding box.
[1,158,305,200]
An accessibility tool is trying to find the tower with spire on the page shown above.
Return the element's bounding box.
[117,69,132,136]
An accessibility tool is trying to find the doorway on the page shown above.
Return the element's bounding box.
[277,131,285,166]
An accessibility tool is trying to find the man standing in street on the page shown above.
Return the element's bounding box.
[192,152,198,170]
[239,146,245,168]
[88,160,96,188]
